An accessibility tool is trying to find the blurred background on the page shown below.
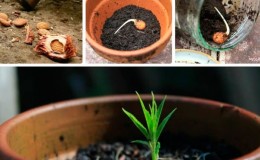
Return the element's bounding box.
[0,67,260,124]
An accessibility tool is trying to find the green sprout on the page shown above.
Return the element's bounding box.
[122,92,176,160]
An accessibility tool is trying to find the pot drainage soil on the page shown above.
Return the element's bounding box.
[200,0,232,43]
[101,5,161,51]
[73,137,241,160]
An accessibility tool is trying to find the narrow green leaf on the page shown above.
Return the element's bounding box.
[149,104,153,116]
[151,92,157,116]
[149,104,156,123]
[151,92,158,138]
[156,96,167,125]
[122,108,149,139]
[155,142,160,156]
[150,103,157,139]
[136,92,153,135]
[132,140,149,147]
[148,104,155,133]
[156,108,177,140]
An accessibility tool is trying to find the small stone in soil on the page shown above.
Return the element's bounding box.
[101,5,161,51]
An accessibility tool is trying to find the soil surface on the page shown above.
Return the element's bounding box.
[101,5,160,51]
[0,0,82,64]
[200,0,231,42]
[74,138,241,160]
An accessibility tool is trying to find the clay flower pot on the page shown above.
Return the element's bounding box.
[86,0,172,63]
[0,95,259,160]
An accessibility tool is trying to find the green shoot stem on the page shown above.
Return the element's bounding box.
[114,19,137,34]
[151,141,157,160]
[214,7,230,35]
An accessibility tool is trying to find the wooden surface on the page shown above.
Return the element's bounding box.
[176,18,260,64]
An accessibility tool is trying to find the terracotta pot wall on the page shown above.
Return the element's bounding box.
[0,95,259,160]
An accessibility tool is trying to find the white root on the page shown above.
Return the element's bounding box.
[214,7,230,35]
[114,19,137,34]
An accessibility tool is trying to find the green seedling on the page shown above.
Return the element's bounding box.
[122,92,176,160]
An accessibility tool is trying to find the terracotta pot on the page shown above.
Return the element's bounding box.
[86,0,172,63]
[0,95,259,160]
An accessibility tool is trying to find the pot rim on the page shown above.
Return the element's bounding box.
[0,94,259,160]
[86,1,172,57]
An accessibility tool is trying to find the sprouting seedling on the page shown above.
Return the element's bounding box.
[212,7,230,44]
[122,92,176,160]
[114,19,146,34]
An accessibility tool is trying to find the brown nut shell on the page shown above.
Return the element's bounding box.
[38,29,50,36]
[135,20,146,30]
[213,32,228,44]
[0,13,8,21]
[0,18,11,27]
[36,22,50,30]
[12,18,28,27]
[34,35,77,60]
[51,40,64,54]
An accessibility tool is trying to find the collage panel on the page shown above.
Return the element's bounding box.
[0,1,260,160]
[175,0,260,64]
[0,0,82,64]
[0,67,260,159]
[85,0,172,64]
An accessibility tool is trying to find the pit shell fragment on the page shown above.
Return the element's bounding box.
[34,35,77,60]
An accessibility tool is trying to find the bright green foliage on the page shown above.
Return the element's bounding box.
[122,92,176,160]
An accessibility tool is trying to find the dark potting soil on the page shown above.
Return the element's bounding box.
[200,0,232,42]
[101,5,161,51]
[74,138,241,160]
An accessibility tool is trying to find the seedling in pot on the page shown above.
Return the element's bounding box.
[122,92,176,160]
[114,19,146,34]
[212,7,230,44]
